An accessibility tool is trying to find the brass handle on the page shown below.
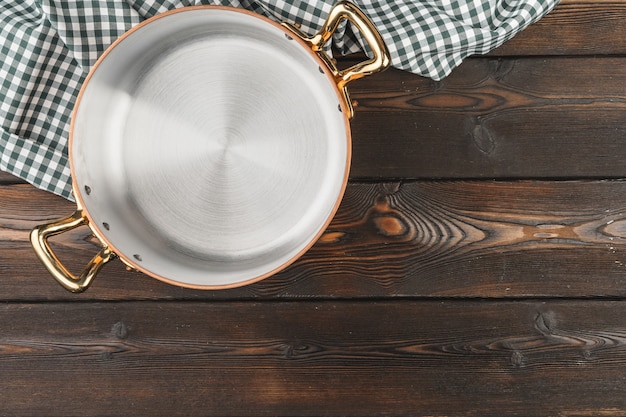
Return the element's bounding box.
[283,1,391,118]
[30,210,114,293]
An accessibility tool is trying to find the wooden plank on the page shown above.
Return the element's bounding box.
[348,56,626,179]
[4,180,626,301]
[0,300,625,416]
[490,0,626,56]
[0,170,25,185]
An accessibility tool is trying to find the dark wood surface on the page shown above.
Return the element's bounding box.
[2,0,626,415]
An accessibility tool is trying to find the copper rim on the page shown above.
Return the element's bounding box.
[69,6,352,290]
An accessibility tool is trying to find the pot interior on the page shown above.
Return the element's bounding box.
[71,7,349,288]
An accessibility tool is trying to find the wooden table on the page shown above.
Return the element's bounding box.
[2,0,626,414]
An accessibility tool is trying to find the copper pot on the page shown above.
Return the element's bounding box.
[31,1,389,292]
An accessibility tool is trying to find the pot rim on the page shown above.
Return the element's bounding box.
[69,5,352,290]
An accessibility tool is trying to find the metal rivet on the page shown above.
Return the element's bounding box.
[102,222,110,231]
[318,66,324,74]
[337,104,342,113]
[133,254,142,262]
[285,33,293,41]
[84,185,91,195]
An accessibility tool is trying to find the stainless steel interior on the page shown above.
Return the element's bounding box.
[71,7,349,287]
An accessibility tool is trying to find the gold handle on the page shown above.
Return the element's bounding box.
[30,210,114,293]
[283,1,390,118]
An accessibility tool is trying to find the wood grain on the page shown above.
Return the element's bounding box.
[348,56,626,179]
[0,170,25,184]
[1,2,626,414]
[4,180,626,301]
[491,0,626,56]
[0,300,624,416]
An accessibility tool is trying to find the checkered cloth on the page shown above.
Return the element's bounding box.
[1,0,558,200]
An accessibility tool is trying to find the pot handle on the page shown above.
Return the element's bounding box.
[30,210,114,293]
[283,1,390,118]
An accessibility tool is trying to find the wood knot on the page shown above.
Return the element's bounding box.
[112,321,129,340]
[471,122,495,155]
[374,215,408,237]
[510,351,526,368]
[535,311,557,335]
[488,58,515,80]
[371,193,412,239]
[319,231,346,244]
[279,341,319,359]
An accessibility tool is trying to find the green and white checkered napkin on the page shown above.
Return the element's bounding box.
[1,0,558,200]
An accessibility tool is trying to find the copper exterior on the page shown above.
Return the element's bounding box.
[31,2,390,292]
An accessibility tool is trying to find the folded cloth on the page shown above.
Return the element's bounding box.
[0,0,559,200]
